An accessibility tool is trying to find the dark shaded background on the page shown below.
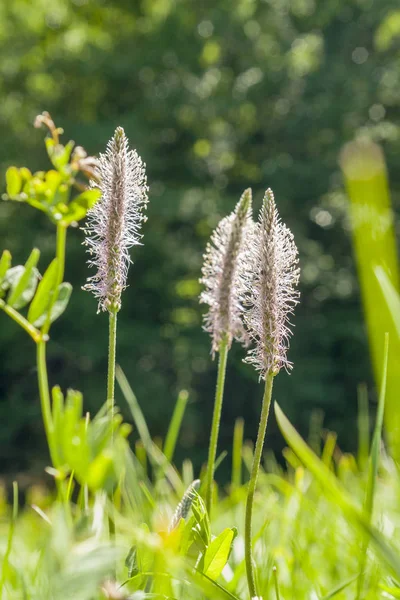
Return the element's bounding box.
[1,0,400,477]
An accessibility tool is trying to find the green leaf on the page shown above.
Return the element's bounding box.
[7,248,40,309]
[0,251,11,287]
[27,259,59,325]
[1,266,24,293]
[32,282,72,327]
[62,189,101,225]
[6,167,22,197]
[203,528,234,579]
[46,139,75,170]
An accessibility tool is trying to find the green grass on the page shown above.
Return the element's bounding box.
[0,391,399,600]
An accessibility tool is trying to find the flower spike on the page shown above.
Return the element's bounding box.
[83,127,148,312]
[244,189,300,377]
[200,188,254,355]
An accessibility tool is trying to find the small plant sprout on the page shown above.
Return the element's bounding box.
[200,188,253,514]
[83,127,148,411]
[243,189,300,599]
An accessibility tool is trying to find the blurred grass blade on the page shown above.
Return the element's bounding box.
[116,365,152,450]
[357,332,389,599]
[164,389,189,463]
[375,266,400,338]
[339,140,400,460]
[117,365,184,494]
[191,567,241,600]
[273,565,281,600]
[357,383,369,471]
[320,574,358,599]
[232,417,244,488]
[214,450,228,473]
[0,481,18,595]
[365,332,389,517]
[274,402,400,580]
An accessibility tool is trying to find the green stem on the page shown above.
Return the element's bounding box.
[107,308,118,413]
[245,371,275,599]
[0,300,40,342]
[37,337,56,464]
[36,223,68,466]
[205,337,229,515]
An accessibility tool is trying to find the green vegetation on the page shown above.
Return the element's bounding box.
[1,1,400,598]
[2,0,400,471]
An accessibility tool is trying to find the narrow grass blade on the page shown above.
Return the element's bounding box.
[274,402,400,580]
[320,574,358,599]
[357,333,389,598]
[191,567,241,600]
[116,365,151,450]
[164,390,189,463]
[117,366,184,494]
[357,383,369,471]
[232,417,244,488]
[273,565,281,600]
[365,332,389,517]
[0,481,18,594]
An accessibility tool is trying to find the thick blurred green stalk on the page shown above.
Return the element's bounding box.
[340,140,400,459]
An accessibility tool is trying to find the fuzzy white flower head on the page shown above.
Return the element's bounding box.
[244,189,300,377]
[200,188,254,355]
[83,127,148,312]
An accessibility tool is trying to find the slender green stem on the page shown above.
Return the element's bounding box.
[107,308,118,413]
[205,336,229,515]
[0,300,40,342]
[36,223,68,467]
[245,371,275,599]
[37,337,57,464]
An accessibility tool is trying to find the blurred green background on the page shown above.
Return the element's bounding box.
[1,0,400,477]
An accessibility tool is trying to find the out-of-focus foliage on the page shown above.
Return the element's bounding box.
[1,0,400,472]
[340,140,400,460]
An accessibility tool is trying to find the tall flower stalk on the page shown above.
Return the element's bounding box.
[243,189,299,599]
[83,127,148,412]
[200,188,253,514]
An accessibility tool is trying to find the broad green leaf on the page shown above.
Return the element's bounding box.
[7,248,40,309]
[0,251,11,287]
[32,282,72,327]
[27,259,59,325]
[203,528,234,579]
[5,167,21,197]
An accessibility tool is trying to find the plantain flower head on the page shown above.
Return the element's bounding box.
[83,127,148,312]
[200,188,254,355]
[244,189,300,377]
